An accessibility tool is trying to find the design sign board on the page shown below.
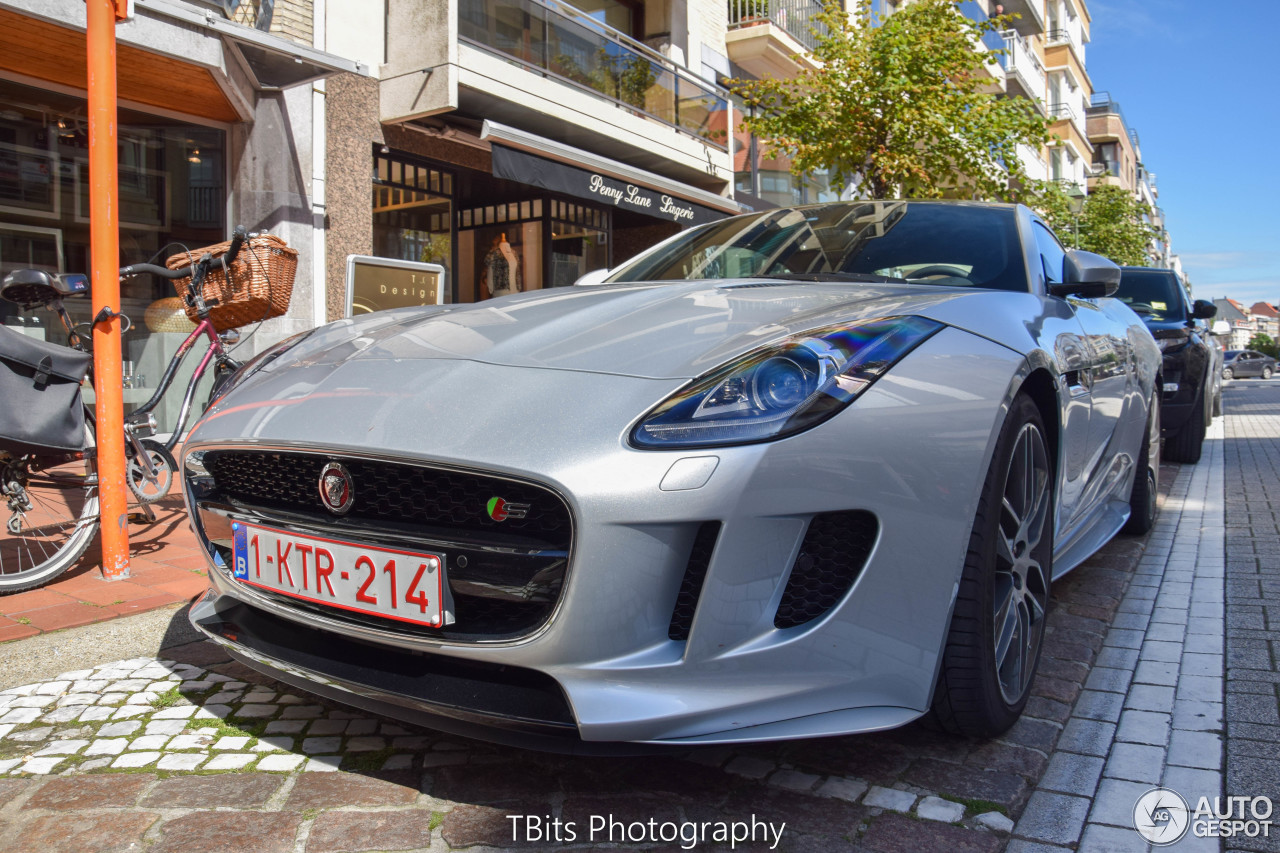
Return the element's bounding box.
[345,255,446,317]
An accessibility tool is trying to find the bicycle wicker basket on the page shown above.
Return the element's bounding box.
[165,234,297,332]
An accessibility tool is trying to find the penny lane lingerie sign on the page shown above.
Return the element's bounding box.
[490,145,726,227]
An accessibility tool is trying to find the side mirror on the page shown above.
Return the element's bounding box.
[575,268,612,287]
[1212,320,1232,337]
[1191,299,1217,320]
[1049,250,1121,299]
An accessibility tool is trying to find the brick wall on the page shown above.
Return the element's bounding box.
[231,0,314,47]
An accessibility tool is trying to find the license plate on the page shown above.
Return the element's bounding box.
[231,521,446,628]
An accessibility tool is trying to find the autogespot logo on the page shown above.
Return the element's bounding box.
[1134,788,1191,845]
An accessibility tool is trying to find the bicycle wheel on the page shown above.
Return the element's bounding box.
[0,423,99,594]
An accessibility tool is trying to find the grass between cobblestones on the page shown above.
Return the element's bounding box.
[148,685,183,709]
[939,794,1008,816]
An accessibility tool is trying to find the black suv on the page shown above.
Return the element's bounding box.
[1115,267,1217,463]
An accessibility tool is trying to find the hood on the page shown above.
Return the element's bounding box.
[1140,316,1193,336]
[260,281,979,382]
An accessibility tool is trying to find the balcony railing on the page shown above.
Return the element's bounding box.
[1048,103,1076,123]
[727,0,827,52]
[1093,159,1123,179]
[459,0,728,147]
[1001,29,1045,103]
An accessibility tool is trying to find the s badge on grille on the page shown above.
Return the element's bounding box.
[487,497,530,521]
[318,462,354,515]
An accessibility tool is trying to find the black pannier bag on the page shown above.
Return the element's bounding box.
[0,324,92,456]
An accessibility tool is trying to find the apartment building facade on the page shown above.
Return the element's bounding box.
[1213,299,1257,352]
[1084,92,1179,271]
[0,0,1183,400]
[0,0,755,392]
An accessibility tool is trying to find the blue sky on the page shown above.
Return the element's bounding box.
[1084,0,1279,306]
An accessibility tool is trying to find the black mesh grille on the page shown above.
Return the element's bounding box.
[197,449,572,640]
[203,450,570,547]
[774,511,877,629]
[668,522,720,641]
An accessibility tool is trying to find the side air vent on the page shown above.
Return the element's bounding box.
[668,522,721,641]
[775,511,878,630]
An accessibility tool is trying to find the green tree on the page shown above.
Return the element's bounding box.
[1021,178,1077,238]
[1023,180,1160,265]
[1075,184,1160,266]
[732,0,1049,200]
[1248,333,1278,359]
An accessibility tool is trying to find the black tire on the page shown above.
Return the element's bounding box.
[0,423,99,594]
[126,439,177,505]
[1213,388,1222,418]
[931,395,1051,738]
[1165,391,1206,464]
[1264,367,1273,380]
[1123,394,1159,535]
[1223,367,1234,381]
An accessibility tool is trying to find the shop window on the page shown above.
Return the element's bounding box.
[455,199,543,303]
[551,201,608,288]
[371,150,454,301]
[0,78,226,434]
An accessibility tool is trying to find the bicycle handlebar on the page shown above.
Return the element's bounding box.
[225,225,248,267]
[120,262,192,281]
[119,225,251,283]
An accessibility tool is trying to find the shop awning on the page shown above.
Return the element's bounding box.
[481,121,746,228]
[139,0,371,89]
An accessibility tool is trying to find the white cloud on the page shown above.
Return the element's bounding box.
[1180,251,1280,271]
[1196,279,1280,307]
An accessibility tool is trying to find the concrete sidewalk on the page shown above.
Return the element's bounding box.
[0,496,207,642]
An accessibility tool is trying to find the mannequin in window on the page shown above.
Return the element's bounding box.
[482,233,522,299]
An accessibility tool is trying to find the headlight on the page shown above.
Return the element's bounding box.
[631,316,943,448]
[1155,332,1189,353]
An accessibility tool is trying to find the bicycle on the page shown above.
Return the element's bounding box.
[0,226,265,593]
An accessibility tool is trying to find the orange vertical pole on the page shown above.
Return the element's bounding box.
[87,0,130,580]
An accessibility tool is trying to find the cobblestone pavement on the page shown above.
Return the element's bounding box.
[1012,419,1227,852]
[1223,383,1280,853]
[6,421,1259,850]
[0,498,1171,852]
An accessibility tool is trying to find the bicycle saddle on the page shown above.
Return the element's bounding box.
[1,270,89,309]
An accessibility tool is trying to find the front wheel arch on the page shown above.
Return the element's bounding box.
[1014,368,1060,485]
[930,393,1053,737]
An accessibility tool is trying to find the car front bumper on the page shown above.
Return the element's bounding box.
[184,329,1023,747]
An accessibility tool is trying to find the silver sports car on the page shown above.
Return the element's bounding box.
[182,200,1161,751]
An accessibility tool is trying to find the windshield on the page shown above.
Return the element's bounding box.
[606,201,1029,292]
[1114,269,1186,322]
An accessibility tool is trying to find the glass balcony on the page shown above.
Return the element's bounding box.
[727,0,827,52]
[459,0,727,146]
[958,1,1008,59]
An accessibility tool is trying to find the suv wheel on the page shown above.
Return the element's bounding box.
[1264,367,1273,380]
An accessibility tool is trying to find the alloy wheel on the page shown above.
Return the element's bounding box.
[992,422,1050,705]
